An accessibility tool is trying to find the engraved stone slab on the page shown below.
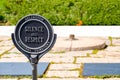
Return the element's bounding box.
[0,62,49,76]
[83,63,120,76]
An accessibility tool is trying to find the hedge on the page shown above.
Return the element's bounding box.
[1,0,120,25]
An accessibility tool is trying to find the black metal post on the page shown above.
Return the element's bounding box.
[32,63,37,80]
[30,55,38,80]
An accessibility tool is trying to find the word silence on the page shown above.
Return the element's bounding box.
[23,26,45,44]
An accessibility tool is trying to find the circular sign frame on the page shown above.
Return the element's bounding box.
[13,14,54,55]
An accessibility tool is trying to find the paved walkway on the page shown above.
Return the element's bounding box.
[0,36,120,80]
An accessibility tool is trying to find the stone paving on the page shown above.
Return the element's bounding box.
[0,36,120,80]
[1,78,120,80]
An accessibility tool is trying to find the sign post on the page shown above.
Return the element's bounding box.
[11,14,57,80]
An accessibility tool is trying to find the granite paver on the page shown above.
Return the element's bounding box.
[65,51,92,57]
[98,51,120,58]
[1,40,13,46]
[76,57,120,63]
[2,78,120,80]
[112,39,120,46]
[8,47,21,53]
[0,53,28,62]
[0,79,17,80]
[0,36,11,41]
[20,78,104,80]
[105,46,120,52]
[49,64,81,70]
[105,78,120,80]
[1,53,24,58]
[0,50,5,55]
[0,36,120,80]
[0,56,28,62]
[46,71,79,78]
[40,56,74,63]
[0,46,13,51]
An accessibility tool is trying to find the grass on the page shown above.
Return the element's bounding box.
[89,75,120,79]
[79,63,84,78]
[108,36,114,46]
[86,53,90,57]
[92,49,99,54]
[8,52,20,54]
[49,51,65,54]
[69,68,80,71]
[1,75,120,79]
[0,46,14,58]
[50,61,55,64]
[48,76,61,78]
[0,75,32,79]
[73,57,77,64]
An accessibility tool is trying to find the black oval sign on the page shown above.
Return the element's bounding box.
[14,14,54,54]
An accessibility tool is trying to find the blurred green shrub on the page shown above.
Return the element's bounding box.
[0,15,4,21]
[1,0,120,25]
